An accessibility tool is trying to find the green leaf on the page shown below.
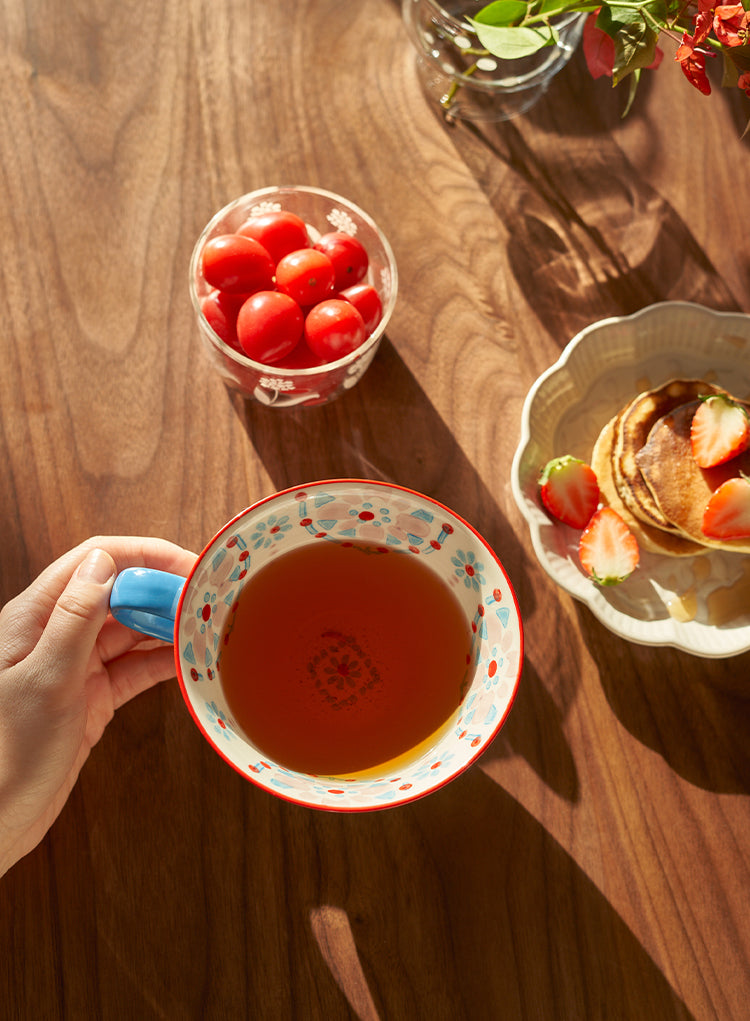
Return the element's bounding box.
[468,20,558,58]
[472,1,529,27]
[724,43,750,77]
[474,0,599,23]
[536,0,599,15]
[596,6,660,84]
[599,0,667,29]
[621,67,641,117]
[614,27,659,84]
[722,52,740,89]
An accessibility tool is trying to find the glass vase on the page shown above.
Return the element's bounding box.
[402,0,585,123]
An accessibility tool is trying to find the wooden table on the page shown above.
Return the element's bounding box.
[1,1,749,1018]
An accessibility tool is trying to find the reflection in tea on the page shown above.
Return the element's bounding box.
[219,540,472,776]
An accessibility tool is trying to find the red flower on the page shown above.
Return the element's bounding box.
[713,4,750,46]
[739,72,750,96]
[648,45,665,71]
[692,7,715,46]
[583,13,615,78]
[675,32,712,95]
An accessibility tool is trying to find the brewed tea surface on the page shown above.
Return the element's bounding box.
[219,541,472,775]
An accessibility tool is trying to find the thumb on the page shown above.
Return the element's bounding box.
[31,548,117,688]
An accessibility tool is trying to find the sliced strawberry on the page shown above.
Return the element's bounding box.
[539,456,600,529]
[690,394,750,468]
[702,474,750,539]
[578,507,640,586]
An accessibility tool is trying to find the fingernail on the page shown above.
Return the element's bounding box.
[76,548,116,585]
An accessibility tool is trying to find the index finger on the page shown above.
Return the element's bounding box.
[21,536,196,605]
[0,536,198,663]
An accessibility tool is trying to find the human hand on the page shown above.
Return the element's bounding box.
[0,536,197,877]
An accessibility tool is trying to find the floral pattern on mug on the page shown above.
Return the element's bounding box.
[206,701,235,741]
[452,549,486,591]
[250,514,293,549]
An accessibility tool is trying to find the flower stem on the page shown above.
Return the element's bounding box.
[441,61,481,112]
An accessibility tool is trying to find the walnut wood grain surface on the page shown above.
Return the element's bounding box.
[1,1,749,1018]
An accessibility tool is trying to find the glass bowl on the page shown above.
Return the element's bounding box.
[189,186,398,408]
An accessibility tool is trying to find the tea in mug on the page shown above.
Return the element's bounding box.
[219,540,472,776]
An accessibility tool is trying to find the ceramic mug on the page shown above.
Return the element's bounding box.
[109,480,523,811]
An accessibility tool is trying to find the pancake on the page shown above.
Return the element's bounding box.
[612,378,725,533]
[592,413,706,557]
[635,400,750,554]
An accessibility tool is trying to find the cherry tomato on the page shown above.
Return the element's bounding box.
[201,234,275,294]
[200,289,245,351]
[237,210,310,264]
[338,284,382,334]
[274,339,327,370]
[275,248,335,306]
[313,232,368,290]
[304,299,366,361]
[236,291,304,364]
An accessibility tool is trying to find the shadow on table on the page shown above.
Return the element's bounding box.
[5,752,699,1020]
[231,336,516,537]
[419,62,746,352]
[295,767,696,1021]
[549,48,750,146]
[526,45,750,144]
[576,606,750,795]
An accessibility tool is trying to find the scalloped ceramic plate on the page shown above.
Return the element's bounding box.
[511,302,750,658]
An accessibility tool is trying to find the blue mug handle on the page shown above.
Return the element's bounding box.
[109,568,187,643]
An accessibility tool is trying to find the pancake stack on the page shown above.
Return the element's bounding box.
[591,378,750,556]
